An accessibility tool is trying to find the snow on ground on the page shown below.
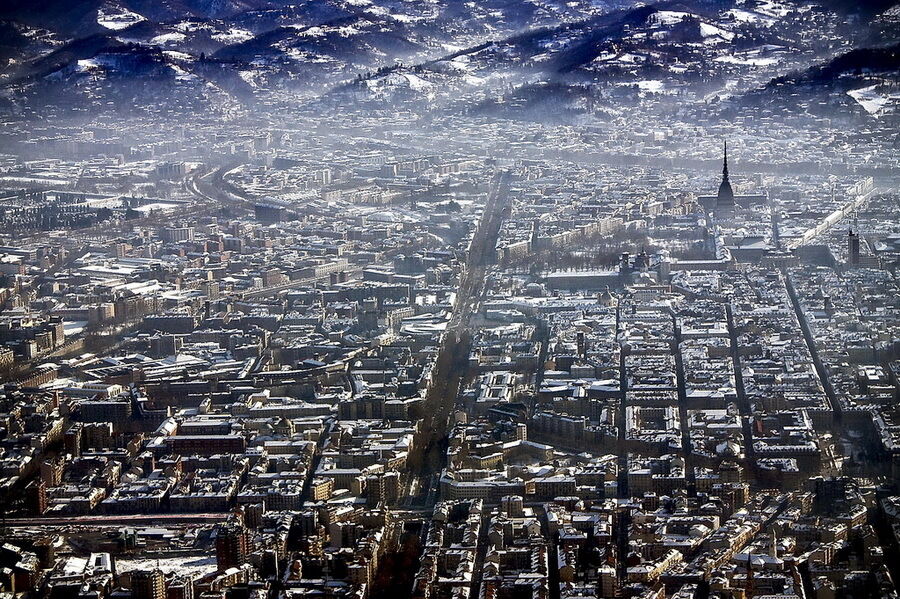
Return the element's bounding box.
[150,33,186,45]
[336,25,362,36]
[700,23,735,41]
[76,56,118,72]
[596,52,644,65]
[364,207,420,223]
[131,201,181,213]
[117,555,216,578]
[539,37,569,51]
[76,59,101,72]
[725,8,776,25]
[0,175,70,186]
[63,321,88,336]
[296,26,326,37]
[650,11,695,26]
[364,5,390,17]
[635,80,666,93]
[752,0,791,18]
[174,21,213,34]
[212,28,255,44]
[389,13,422,23]
[403,73,432,91]
[364,72,436,100]
[716,55,779,66]
[239,70,262,87]
[285,48,330,63]
[97,4,145,30]
[649,11,736,42]
[616,80,670,94]
[448,55,471,71]
[163,50,194,61]
[847,85,896,117]
[168,63,198,82]
[715,49,780,66]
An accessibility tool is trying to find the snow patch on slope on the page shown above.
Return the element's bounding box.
[700,23,735,41]
[97,3,145,30]
[725,8,776,25]
[150,33,186,45]
[212,28,255,44]
[847,85,896,117]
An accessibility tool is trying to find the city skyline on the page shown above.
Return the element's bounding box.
[0,1,898,599]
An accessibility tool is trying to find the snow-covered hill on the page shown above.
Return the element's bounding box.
[0,0,896,119]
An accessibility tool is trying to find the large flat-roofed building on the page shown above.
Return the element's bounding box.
[545,269,620,291]
[164,434,246,456]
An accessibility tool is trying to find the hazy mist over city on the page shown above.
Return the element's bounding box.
[0,1,898,599]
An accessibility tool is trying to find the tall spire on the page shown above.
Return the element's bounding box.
[716,139,735,214]
[723,140,729,180]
